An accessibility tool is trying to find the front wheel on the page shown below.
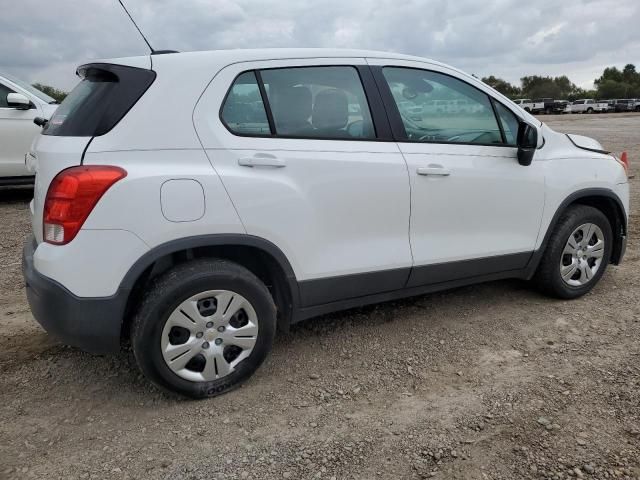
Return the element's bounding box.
[533,205,612,299]
[131,259,276,398]
[586,108,594,114]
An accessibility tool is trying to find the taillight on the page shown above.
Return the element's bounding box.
[620,151,629,172]
[43,166,127,245]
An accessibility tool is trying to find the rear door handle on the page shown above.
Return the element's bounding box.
[417,165,450,176]
[238,155,286,168]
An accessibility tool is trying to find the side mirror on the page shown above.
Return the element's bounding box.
[517,122,538,166]
[7,92,31,110]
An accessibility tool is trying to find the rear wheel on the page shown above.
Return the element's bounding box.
[131,259,276,398]
[545,107,553,115]
[533,205,612,299]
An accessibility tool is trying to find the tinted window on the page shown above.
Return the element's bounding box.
[493,102,519,146]
[382,67,503,145]
[260,66,375,139]
[221,71,270,136]
[0,83,15,108]
[44,64,155,137]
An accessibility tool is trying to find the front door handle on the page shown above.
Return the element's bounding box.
[238,155,286,168]
[417,165,450,176]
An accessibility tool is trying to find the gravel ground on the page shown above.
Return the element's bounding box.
[1,113,639,480]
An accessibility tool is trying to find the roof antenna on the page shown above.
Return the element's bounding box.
[117,0,155,54]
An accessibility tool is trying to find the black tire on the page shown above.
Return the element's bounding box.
[545,107,553,115]
[524,107,531,113]
[586,108,594,114]
[533,205,612,299]
[131,259,276,399]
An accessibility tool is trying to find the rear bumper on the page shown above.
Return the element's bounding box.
[22,235,125,354]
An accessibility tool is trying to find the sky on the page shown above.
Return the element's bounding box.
[1,0,639,92]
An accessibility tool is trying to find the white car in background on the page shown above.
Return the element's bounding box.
[513,99,544,113]
[567,99,609,114]
[0,73,58,185]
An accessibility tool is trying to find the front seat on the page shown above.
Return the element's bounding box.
[312,89,350,138]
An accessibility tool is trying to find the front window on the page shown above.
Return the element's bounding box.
[382,67,504,145]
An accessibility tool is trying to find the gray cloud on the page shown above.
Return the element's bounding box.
[1,0,638,91]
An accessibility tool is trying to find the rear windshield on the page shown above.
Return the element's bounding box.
[43,63,155,137]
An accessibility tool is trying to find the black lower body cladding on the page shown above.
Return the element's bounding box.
[22,235,126,354]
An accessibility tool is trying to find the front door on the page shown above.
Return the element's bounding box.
[369,60,545,286]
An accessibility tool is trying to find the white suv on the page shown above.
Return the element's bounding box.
[0,73,58,184]
[22,49,629,398]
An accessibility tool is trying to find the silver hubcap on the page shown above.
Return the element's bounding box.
[161,290,259,382]
[560,223,605,286]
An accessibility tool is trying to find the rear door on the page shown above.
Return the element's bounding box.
[193,59,412,307]
[368,59,545,287]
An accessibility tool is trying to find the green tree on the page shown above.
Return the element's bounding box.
[481,76,520,97]
[594,64,639,98]
[521,76,561,99]
[32,83,68,102]
[597,79,632,99]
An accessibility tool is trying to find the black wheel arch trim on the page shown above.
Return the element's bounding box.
[118,234,301,319]
[525,187,627,276]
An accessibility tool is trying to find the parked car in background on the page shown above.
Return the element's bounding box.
[629,99,640,111]
[532,98,566,114]
[554,100,570,113]
[22,49,629,398]
[568,99,609,114]
[0,73,58,185]
[514,98,537,112]
[613,99,634,112]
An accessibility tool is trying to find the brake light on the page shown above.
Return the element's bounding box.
[43,166,127,245]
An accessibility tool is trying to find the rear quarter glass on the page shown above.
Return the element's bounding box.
[43,63,156,137]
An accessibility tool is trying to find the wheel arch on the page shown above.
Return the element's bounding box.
[529,188,627,276]
[119,235,300,341]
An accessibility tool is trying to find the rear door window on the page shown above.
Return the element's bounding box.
[44,64,155,137]
[259,66,376,140]
[220,71,270,136]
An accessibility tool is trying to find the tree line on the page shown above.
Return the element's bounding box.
[482,64,640,100]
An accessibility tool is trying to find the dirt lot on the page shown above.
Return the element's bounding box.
[1,113,639,480]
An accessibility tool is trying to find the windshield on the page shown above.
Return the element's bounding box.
[1,72,57,104]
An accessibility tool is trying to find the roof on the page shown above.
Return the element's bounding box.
[94,48,453,71]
